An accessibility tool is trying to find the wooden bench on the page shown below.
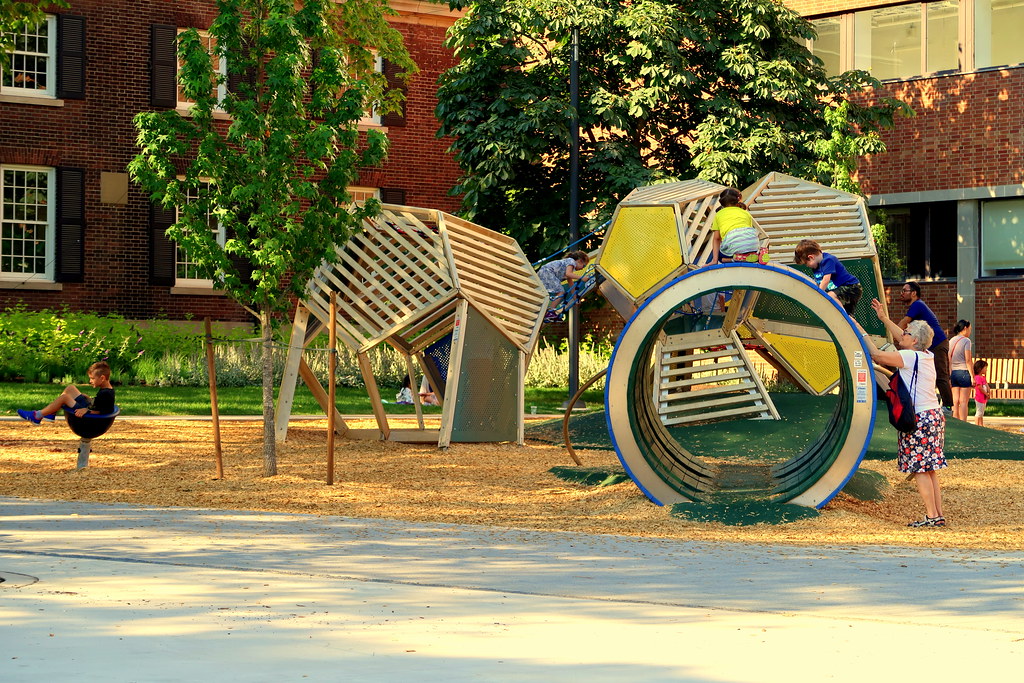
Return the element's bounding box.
[976,358,1024,400]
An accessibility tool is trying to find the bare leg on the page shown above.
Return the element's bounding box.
[38,385,84,418]
[952,387,970,421]
[930,471,944,518]
[913,471,943,518]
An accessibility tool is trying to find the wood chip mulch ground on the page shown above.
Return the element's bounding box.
[2,417,1022,551]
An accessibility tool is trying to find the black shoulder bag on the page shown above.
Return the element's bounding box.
[885,354,920,433]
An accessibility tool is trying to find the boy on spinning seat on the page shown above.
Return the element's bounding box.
[17,361,116,425]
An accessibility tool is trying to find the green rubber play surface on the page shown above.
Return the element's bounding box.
[535,394,1024,524]
[528,394,1024,462]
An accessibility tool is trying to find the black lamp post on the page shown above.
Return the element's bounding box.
[565,24,583,410]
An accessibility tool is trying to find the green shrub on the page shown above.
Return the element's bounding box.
[525,336,611,390]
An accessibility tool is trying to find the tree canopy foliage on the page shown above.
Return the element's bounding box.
[436,0,909,258]
[129,0,413,474]
[0,1,69,73]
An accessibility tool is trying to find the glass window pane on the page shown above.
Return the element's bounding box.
[811,17,842,76]
[976,0,1024,68]
[982,198,1024,272]
[854,5,923,80]
[927,1,960,72]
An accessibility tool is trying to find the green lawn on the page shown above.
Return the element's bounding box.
[1,383,604,417]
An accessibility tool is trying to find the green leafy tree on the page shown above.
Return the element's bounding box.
[0,1,69,73]
[813,101,907,278]
[437,0,908,258]
[129,0,413,475]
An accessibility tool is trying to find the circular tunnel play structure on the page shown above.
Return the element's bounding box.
[593,175,893,509]
[606,264,876,508]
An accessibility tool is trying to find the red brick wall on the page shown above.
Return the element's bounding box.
[856,70,1024,196]
[0,0,462,324]
[374,22,461,213]
[974,280,1024,358]
[543,300,625,345]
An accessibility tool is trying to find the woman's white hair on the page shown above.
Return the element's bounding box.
[906,320,934,351]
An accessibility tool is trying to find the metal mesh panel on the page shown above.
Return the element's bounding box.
[752,290,820,326]
[601,205,683,299]
[761,332,840,395]
[422,334,452,398]
[450,306,519,442]
[791,258,885,335]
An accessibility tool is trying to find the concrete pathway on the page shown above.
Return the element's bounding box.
[1,497,1022,682]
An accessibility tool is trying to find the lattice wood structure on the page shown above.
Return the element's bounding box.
[276,204,549,447]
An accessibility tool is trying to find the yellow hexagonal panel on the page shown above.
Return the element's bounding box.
[601,206,683,300]
[762,332,840,395]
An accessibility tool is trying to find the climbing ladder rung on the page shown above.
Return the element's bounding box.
[658,370,750,390]
[658,390,767,415]
[659,359,747,378]
[659,380,759,402]
[660,403,772,426]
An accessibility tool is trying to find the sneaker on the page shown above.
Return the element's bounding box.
[941,406,953,417]
[17,409,42,425]
[757,246,770,265]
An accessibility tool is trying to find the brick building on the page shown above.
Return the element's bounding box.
[788,0,1024,358]
[0,0,462,324]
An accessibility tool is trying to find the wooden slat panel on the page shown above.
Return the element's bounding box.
[659,380,759,403]
[659,358,747,378]
[660,403,769,425]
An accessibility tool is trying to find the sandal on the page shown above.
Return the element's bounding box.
[907,516,944,528]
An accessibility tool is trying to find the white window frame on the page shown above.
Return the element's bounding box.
[0,165,56,282]
[175,180,225,287]
[176,28,227,111]
[0,14,56,98]
[348,186,380,203]
[808,0,1024,80]
[980,198,1024,275]
[359,53,384,127]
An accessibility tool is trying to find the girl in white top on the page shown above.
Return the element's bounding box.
[862,299,947,528]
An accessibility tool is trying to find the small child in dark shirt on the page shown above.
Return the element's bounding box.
[17,361,116,424]
[794,239,862,315]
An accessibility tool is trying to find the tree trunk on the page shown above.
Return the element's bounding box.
[261,305,277,476]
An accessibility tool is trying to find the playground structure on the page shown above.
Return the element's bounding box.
[275,204,549,447]
[597,174,892,508]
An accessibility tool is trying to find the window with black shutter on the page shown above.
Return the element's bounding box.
[149,202,177,285]
[56,167,85,282]
[380,188,406,205]
[56,14,86,99]
[381,59,407,127]
[150,24,178,108]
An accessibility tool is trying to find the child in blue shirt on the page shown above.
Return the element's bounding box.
[794,239,862,314]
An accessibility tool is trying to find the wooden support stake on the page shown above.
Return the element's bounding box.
[205,317,224,479]
[327,293,337,485]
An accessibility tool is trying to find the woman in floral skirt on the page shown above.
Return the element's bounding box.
[862,298,947,527]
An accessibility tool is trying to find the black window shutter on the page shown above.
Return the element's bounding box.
[150,203,177,285]
[380,188,406,205]
[381,59,406,127]
[56,14,86,99]
[227,213,255,298]
[56,167,85,283]
[226,39,256,96]
[151,24,178,108]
